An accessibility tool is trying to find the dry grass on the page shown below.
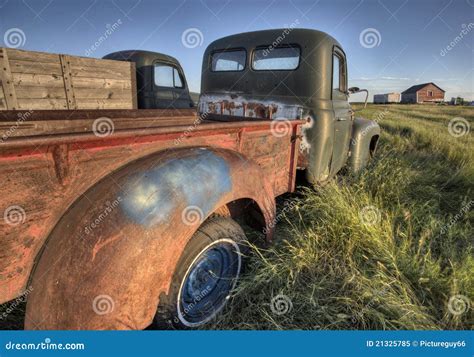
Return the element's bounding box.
[206,104,473,330]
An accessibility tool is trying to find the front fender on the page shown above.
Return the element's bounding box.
[349,117,380,172]
[26,147,275,330]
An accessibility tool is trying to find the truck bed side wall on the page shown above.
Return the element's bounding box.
[0,117,301,304]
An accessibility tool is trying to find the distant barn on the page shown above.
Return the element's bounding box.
[401,83,445,104]
[374,93,401,104]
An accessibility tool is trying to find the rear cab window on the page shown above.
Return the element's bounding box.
[332,47,347,97]
[211,49,246,71]
[154,63,184,88]
[252,46,300,70]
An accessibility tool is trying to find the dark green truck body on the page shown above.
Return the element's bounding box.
[199,28,380,184]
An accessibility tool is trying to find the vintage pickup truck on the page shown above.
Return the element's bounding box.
[0,29,379,330]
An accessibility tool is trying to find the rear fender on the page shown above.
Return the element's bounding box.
[349,117,380,172]
[26,147,275,330]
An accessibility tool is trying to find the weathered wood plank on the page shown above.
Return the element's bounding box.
[1,48,135,110]
[5,48,60,63]
[72,77,132,89]
[0,85,6,110]
[75,98,134,109]
[9,60,63,75]
[68,56,131,71]
[69,64,132,79]
[0,49,19,109]
[130,62,138,109]
[17,98,68,110]
[16,86,67,99]
[74,88,133,100]
[13,73,65,87]
[59,55,77,109]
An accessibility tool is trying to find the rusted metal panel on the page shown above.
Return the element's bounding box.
[199,93,304,121]
[0,112,303,308]
[0,108,197,122]
[24,148,276,329]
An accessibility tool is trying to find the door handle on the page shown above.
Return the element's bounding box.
[337,117,347,121]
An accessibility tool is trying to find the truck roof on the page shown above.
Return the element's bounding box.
[205,28,341,51]
[103,50,181,67]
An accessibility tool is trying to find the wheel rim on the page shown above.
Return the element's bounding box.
[177,238,241,327]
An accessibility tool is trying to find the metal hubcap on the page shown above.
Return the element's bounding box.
[177,239,241,327]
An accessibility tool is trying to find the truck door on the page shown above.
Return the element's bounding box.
[154,62,187,108]
[330,47,352,174]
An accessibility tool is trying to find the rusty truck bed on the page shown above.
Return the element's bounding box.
[0,108,303,304]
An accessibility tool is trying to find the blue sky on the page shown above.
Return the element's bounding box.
[1,0,473,100]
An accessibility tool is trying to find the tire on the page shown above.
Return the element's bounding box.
[153,217,247,329]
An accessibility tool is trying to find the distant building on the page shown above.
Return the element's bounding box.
[401,83,445,104]
[373,93,401,104]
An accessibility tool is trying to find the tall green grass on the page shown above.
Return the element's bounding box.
[209,104,473,330]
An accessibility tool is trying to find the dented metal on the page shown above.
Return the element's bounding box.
[25,148,277,329]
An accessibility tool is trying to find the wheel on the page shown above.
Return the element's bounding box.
[153,217,247,329]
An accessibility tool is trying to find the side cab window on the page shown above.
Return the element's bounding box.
[332,47,347,99]
[154,63,184,88]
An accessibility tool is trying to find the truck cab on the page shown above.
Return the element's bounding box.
[104,50,194,109]
[199,29,380,184]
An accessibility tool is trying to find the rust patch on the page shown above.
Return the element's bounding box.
[50,144,69,185]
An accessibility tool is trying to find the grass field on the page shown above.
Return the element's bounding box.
[207,104,473,330]
[1,104,472,330]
